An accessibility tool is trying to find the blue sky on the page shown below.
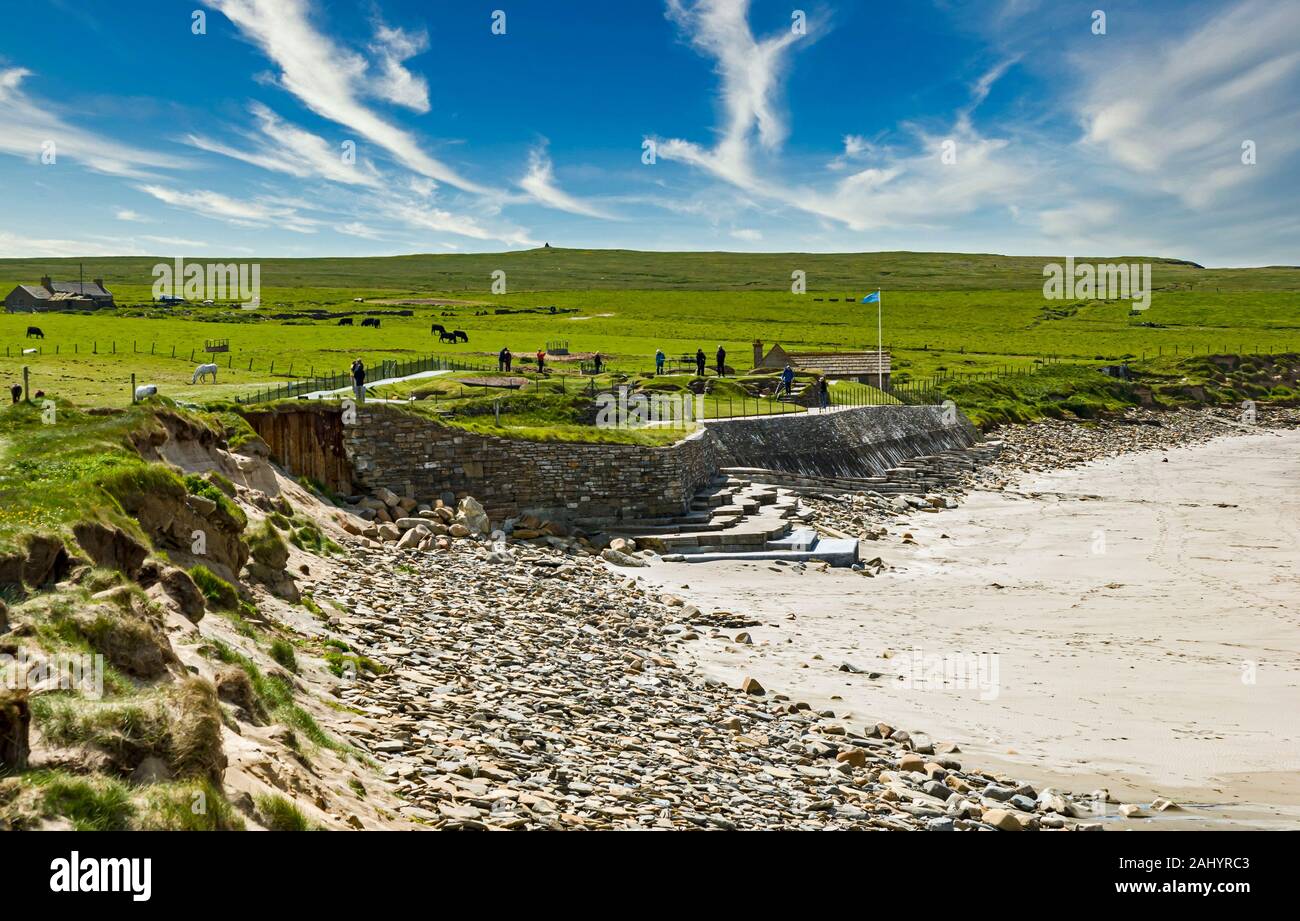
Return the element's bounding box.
[0,0,1297,265]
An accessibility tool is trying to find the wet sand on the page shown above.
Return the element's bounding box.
[636,430,1300,829]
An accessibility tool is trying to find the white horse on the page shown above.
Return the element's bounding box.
[134,384,158,400]
[192,363,219,384]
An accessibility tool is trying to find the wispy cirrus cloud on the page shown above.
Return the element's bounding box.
[0,67,187,178]
[658,0,808,188]
[187,101,383,187]
[369,23,431,112]
[656,2,1033,232]
[137,184,321,233]
[518,144,617,219]
[1077,0,1300,209]
[0,229,147,258]
[379,197,537,248]
[204,0,488,194]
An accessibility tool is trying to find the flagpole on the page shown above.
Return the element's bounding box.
[877,290,883,391]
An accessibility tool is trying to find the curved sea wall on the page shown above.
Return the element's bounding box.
[703,405,978,480]
[242,403,975,523]
[339,405,717,522]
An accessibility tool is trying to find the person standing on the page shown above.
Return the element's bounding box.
[350,359,366,403]
[593,352,603,374]
[716,345,727,378]
[695,348,706,376]
[504,347,512,373]
[655,348,665,376]
[536,349,546,375]
[779,364,795,398]
[498,347,508,373]
[818,376,830,411]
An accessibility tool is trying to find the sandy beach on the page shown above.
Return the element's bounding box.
[636,429,1300,828]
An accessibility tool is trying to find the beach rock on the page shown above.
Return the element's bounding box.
[982,808,1029,831]
[456,498,491,536]
[983,783,1016,802]
[898,753,926,774]
[836,748,868,768]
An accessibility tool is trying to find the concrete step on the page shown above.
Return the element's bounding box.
[670,536,859,566]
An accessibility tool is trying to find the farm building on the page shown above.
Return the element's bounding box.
[753,340,891,387]
[4,275,115,312]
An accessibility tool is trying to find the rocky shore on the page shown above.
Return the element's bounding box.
[969,404,1300,487]
[290,404,1300,831]
[806,405,1300,541]
[308,530,1117,831]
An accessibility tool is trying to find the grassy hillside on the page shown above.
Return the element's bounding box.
[3,247,1300,293]
[1,249,1295,408]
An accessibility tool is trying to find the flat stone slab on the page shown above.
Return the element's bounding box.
[670,537,859,567]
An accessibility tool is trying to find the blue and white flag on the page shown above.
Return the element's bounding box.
[861,291,880,304]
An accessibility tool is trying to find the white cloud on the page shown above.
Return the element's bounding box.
[139,235,213,249]
[656,3,1034,232]
[380,198,537,247]
[115,208,148,222]
[659,0,805,189]
[204,0,488,193]
[369,24,431,112]
[0,67,186,177]
[1078,0,1300,208]
[136,184,321,233]
[518,145,616,219]
[335,221,383,239]
[0,229,146,258]
[187,102,383,188]
[730,228,762,241]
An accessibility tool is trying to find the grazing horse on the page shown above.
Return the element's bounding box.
[439,330,457,343]
[431,323,446,336]
[192,363,219,384]
[453,330,469,343]
[361,318,381,328]
[337,317,354,326]
[26,326,44,339]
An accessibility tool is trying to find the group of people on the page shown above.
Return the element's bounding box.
[497,348,603,376]
[349,347,829,408]
[652,346,730,378]
[648,348,832,409]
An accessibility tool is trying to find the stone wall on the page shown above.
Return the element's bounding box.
[703,405,977,480]
[340,404,717,523]
[243,403,976,526]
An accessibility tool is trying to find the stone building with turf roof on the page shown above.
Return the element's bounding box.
[4,275,115,312]
[753,340,890,387]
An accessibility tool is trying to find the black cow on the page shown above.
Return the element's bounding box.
[361,318,381,328]
[26,326,44,339]
[439,330,457,343]
[337,317,354,326]
[453,330,469,343]
[431,323,446,335]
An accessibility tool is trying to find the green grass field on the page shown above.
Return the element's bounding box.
[2,249,1296,409]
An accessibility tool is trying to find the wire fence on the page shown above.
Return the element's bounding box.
[237,353,486,404]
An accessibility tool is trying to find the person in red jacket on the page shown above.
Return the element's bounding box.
[536,349,546,374]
